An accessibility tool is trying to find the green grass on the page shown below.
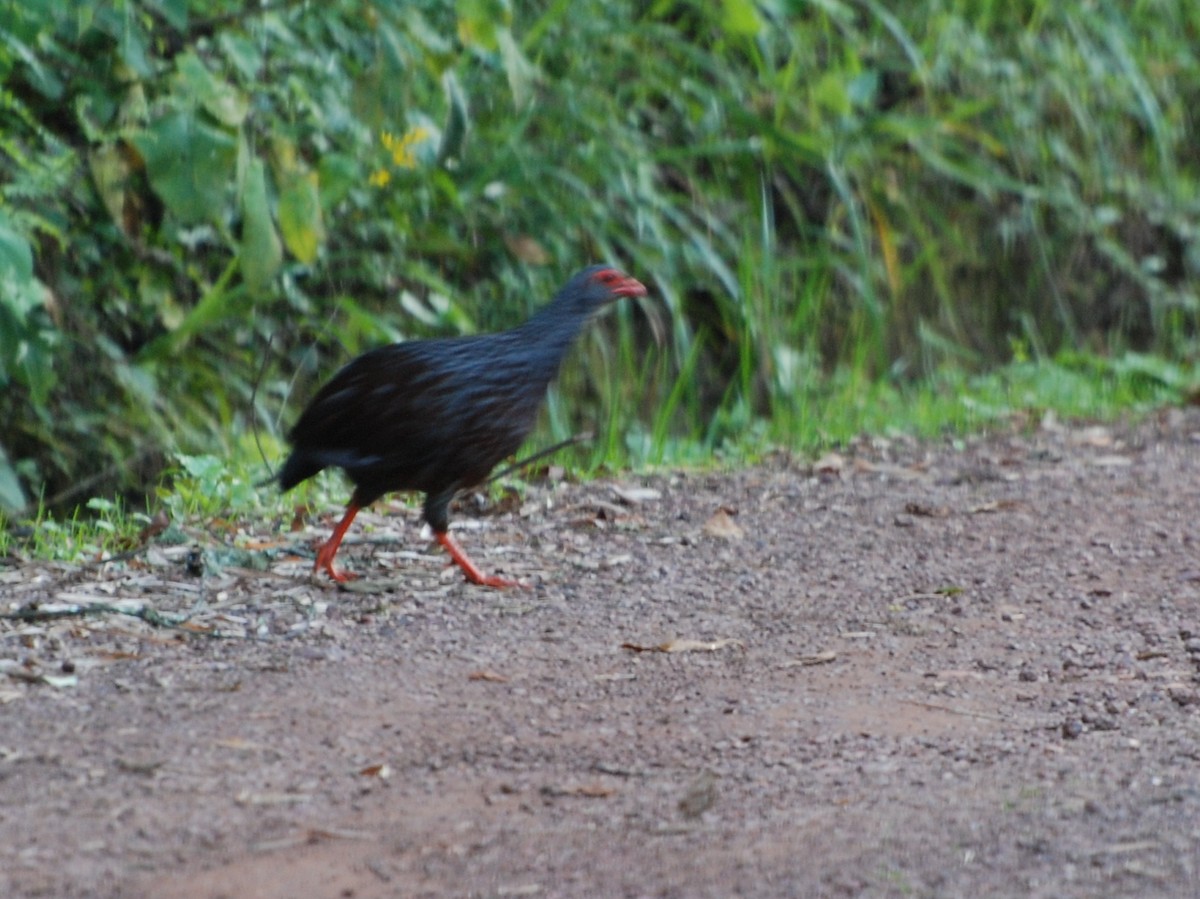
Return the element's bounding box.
[3,346,1192,564]
[2,1,1198,530]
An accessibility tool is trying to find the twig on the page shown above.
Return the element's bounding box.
[487,432,593,484]
[0,602,229,637]
[898,698,1009,722]
[251,330,277,481]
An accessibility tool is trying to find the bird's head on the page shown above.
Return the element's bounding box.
[559,264,648,314]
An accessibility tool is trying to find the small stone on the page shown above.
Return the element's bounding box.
[1168,686,1200,706]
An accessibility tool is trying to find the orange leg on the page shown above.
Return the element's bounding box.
[435,530,525,588]
[314,502,361,582]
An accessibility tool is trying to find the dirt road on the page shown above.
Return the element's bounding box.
[3,412,1200,898]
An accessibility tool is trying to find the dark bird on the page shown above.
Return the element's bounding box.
[278,265,648,585]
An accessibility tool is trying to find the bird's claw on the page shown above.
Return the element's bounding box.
[468,572,529,589]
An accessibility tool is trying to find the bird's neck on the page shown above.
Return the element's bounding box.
[515,303,594,372]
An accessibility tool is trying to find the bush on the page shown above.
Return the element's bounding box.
[1,0,1196,510]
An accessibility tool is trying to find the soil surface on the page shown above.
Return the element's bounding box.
[4,411,1200,899]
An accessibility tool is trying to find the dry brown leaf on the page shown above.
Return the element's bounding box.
[610,485,662,505]
[621,638,742,654]
[780,651,837,668]
[504,233,550,265]
[678,772,718,819]
[573,784,615,798]
[235,791,312,806]
[469,670,509,683]
[905,502,950,518]
[214,737,269,751]
[702,509,744,540]
[968,499,1024,514]
[814,452,845,475]
[541,783,616,799]
[305,827,376,842]
[137,510,171,544]
[290,505,308,532]
[1069,426,1113,448]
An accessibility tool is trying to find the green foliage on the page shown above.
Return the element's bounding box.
[0,494,152,563]
[161,453,263,519]
[0,0,1197,519]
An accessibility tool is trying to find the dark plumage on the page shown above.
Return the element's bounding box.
[279,265,648,585]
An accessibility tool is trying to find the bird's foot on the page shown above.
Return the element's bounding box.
[320,563,359,583]
[314,542,357,583]
[465,570,529,589]
[435,530,528,589]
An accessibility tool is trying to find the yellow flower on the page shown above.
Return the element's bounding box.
[370,126,433,188]
[382,125,432,170]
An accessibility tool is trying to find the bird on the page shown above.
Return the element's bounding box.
[277,265,648,586]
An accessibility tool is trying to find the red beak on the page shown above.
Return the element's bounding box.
[612,276,648,298]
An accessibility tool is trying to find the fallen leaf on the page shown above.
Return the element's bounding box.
[702,509,744,540]
[137,510,171,543]
[814,452,845,476]
[469,670,509,683]
[780,651,837,668]
[1070,426,1113,448]
[573,784,615,798]
[968,499,1023,514]
[4,669,78,688]
[214,737,269,751]
[678,772,718,819]
[611,485,662,505]
[663,638,742,653]
[306,827,376,842]
[905,502,950,518]
[116,757,164,775]
[621,638,743,654]
[541,783,615,799]
[504,233,550,265]
[235,791,312,806]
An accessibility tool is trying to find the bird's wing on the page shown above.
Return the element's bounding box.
[289,342,457,469]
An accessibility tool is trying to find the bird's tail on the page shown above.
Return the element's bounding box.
[273,451,325,493]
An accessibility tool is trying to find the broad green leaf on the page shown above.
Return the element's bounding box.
[240,159,282,296]
[132,110,238,224]
[88,143,129,228]
[0,216,34,281]
[174,51,248,127]
[497,27,535,109]
[437,71,470,165]
[0,444,25,512]
[278,171,324,265]
[218,32,264,82]
[137,258,240,360]
[157,0,189,30]
[722,0,762,36]
[456,0,511,51]
[317,153,359,208]
[117,14,151,77]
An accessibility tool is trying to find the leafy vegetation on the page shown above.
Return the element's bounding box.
[1,1,1198,536]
